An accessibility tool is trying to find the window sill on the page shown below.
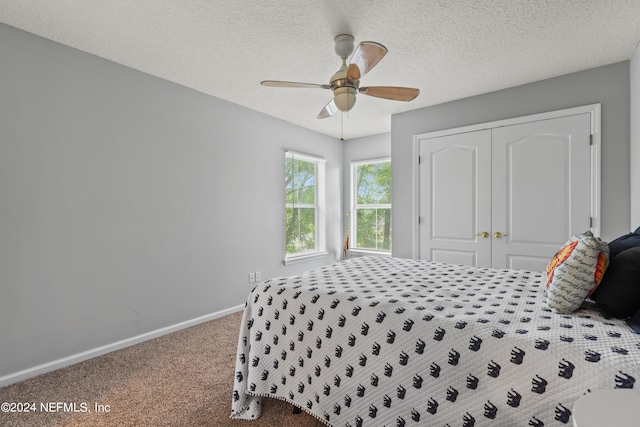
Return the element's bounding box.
[284,251,330,266]
[346,249,392,258]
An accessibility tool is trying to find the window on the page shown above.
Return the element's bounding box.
[285,151,326,262]
[351,158,391,252]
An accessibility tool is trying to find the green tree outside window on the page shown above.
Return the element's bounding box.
[353,160,391,251]
[286,154,318,254]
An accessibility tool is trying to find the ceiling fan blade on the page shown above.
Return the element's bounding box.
[347,41,388,80]
[261,80,331,89]
[359,86,420,101]
[317,98,338,119]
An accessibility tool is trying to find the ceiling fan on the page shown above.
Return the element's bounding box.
[261,34,420,119]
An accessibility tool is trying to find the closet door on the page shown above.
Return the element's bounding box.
[418,130,492,267]
[417,111,594,271]
[491,113,592,270]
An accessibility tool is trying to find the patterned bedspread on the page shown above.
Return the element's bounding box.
[230,257,640,426]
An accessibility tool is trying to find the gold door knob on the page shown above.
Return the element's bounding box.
[493,231,508,238]
[475,231,489,238]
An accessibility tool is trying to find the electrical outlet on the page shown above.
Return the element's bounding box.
[249,272,255,283]
[255,271,261,281]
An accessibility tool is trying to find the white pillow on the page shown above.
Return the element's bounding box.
[545,231,609,314]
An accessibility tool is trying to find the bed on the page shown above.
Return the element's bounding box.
[230,256,640,426]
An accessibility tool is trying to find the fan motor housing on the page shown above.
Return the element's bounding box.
[330,65,358,91]
[329,58,358,112]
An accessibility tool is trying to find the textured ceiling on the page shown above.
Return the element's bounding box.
[2,0,640,140]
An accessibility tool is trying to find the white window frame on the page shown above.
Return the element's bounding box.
[284,151,327,264]
[350,157,392,255]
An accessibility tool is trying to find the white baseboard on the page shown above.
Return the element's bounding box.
[0,304,245,388]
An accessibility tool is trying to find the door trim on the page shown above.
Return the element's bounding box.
[412,103,601,259]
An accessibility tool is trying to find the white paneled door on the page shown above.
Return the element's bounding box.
[418,110,594,271]
[418,130,493,267]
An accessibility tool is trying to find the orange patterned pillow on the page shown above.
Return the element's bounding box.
[545,231,609,313]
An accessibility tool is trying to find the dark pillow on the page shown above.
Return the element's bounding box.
[590,246,640,319]
[608,226,640,258]
[626,308,640,333]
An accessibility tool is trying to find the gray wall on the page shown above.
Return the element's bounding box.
[0,23,344,382]
[631,44,640,228]
[391,62,631,258]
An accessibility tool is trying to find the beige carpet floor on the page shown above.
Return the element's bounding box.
[0,311,325,427]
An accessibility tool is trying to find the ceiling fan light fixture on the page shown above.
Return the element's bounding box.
[261,35,419,120]
[334,87,356,112]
